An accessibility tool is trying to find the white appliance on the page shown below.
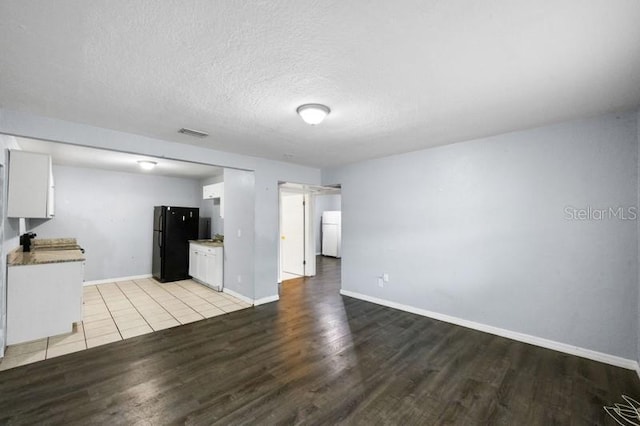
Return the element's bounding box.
[322,211,342,258]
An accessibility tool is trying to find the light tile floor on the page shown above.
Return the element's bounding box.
[0,278,251,371]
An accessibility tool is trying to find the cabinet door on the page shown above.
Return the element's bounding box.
[203,183,221,199]
[7,150,53,218]
[205,251,217,287]
[197,252,208,283]
[203,184,214,199]
[211,248,223,288]
[188,246,198,278]
[202,183,224,218]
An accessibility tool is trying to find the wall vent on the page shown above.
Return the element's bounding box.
[178,128,209,138]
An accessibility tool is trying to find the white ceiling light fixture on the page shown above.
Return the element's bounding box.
[297,103,330,125]
[178,127,209,138]
[137,160,157,171]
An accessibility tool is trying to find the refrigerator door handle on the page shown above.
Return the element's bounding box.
[157,211,163,253]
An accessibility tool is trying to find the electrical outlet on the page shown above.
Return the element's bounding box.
[378,277,384,288]
[383,273,389,283]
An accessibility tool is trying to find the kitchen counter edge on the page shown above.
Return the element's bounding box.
[189,240,224,248]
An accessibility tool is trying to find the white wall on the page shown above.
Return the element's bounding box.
[323,111,639,360]
[314,194,341,254]
[29,165,201,282]
[0,108,321,303]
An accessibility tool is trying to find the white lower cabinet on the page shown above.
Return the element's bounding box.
[7,260,84,345]
[189,243,223,291]
[188,246,198,277]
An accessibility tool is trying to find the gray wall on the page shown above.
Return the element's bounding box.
[314,194,341,254]
[0,108,321,302]
[0,135,22,357]
[223,169,256,299]
[1,138,24,255]
[29,165,201,282]
[324,111,639,359]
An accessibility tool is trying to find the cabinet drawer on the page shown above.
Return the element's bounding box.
[192,244,220,255]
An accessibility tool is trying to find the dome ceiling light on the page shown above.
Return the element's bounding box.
[178,127,209,138]
[137,160,157,170]
[297,104,330,125]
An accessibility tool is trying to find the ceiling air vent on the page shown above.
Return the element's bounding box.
[178,128,209,138]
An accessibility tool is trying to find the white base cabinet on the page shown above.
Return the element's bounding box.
[189,243,223,291]
[7,261,84,345]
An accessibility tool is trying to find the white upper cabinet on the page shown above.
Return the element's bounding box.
[202,182,224,218]
[7,150,55,219]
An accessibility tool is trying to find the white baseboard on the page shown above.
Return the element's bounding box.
[223,287,253,305]
[222,288,279,306]
[84,274,152,286]
[254,295,279,306]
[340,289,639,371]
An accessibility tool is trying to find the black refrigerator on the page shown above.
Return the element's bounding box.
[152,206,199,282]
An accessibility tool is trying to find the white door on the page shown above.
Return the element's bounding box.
[281,193,305,276]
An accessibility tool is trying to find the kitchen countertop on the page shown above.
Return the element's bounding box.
[8,238,86,266]
[189,239,224,248]
[8,248,86,266]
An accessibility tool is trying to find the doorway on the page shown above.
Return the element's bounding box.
[280,191,306,280]
[278,183,341,283]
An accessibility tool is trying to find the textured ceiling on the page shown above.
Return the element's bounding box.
[1,1,639,168]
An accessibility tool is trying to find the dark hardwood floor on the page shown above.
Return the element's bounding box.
[1,256,639,425]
